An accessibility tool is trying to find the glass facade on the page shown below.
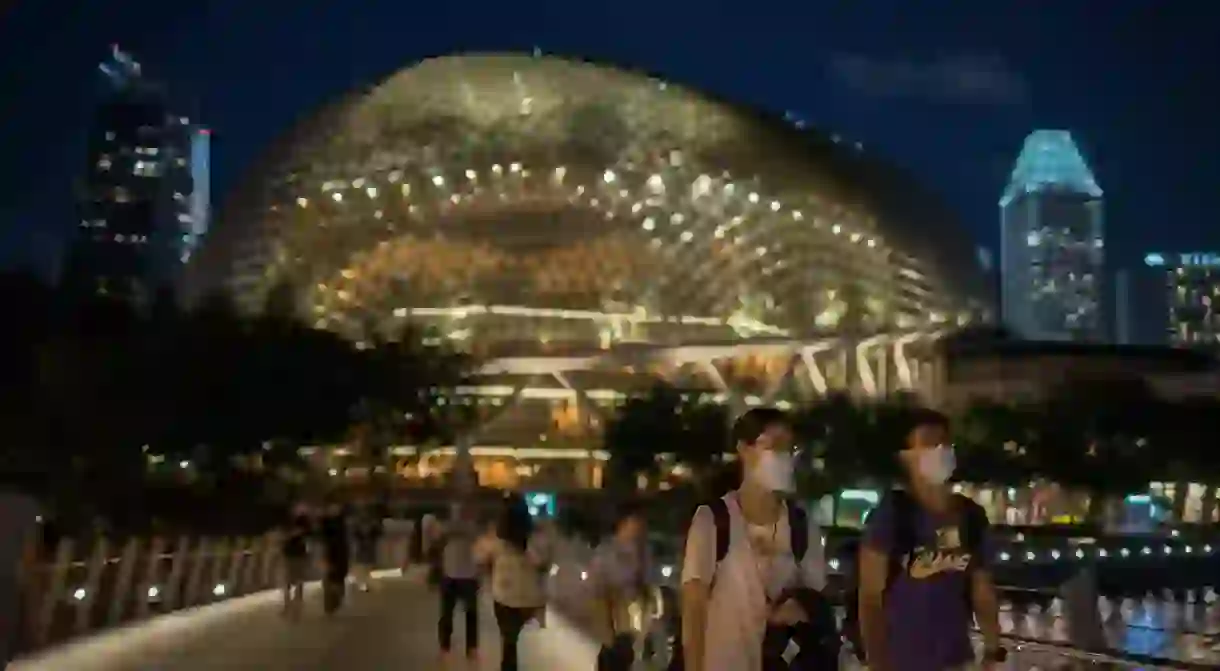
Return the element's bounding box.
[1144,252,1220,349]
[196,54,988,352]
[1000,130,1105,341]
[67,46,198,303]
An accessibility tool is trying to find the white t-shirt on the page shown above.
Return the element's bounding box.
[488,535,547,609]
[441,519,480,580]
[680,493,826,671]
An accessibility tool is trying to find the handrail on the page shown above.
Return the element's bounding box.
[547,535,1217,670]
[998,633,1215,670]
[19,522,417,657]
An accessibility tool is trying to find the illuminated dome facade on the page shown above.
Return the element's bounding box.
[198,53,990,355]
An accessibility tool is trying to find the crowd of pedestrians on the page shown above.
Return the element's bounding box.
[275,499,385,619]
[425,494,554,670]
[414,404,1004,671]
[0,402,1116,671]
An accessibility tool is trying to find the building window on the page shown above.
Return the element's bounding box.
[133,160,162,177]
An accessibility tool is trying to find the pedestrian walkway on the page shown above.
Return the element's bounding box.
[13,576,601,670]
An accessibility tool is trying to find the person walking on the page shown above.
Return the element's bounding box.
[678,408,828,671]
[281,506,311,620]
[318,502,351,615]
[351,504,382,592]
[437,503,483,665]
[856,408,1004,671]
[591,502,652,671]
[487,495,547,671]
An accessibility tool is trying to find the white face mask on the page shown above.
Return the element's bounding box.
[749,450,795,493]
[915,445,956,485]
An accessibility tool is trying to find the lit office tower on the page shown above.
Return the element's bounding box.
[65,45,198,303]
[1143,252,1220,349]
[183,127,211,262]
[999,130,1105,341]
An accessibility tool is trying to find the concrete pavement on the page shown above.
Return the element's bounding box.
[13,576,603,670]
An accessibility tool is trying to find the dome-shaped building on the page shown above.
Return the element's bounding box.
[195,53,988,350]
[192,53,992,486]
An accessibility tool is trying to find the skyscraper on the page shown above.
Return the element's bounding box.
[65,45,204,303]
[183,127,212,262]
[1142,252,1220,349]
[999,130,1105,341]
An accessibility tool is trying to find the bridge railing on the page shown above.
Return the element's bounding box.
[23,524,415,655]
[544,534,1218,670]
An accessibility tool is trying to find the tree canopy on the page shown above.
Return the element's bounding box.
[0,273,471,525]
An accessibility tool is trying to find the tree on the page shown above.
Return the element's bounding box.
[1028,376,1164,523]
[953,400,1035,487]
[603,383,685,493]
[791,393,916,496]
[601,383,727,495]
[349,322,473,484]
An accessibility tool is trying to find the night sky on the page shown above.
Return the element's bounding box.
[1,1,1216,278]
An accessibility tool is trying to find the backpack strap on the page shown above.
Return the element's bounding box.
[787,501,808,564]
[707,497,731,564]
[953,494,988,566]
[887,489,919,585]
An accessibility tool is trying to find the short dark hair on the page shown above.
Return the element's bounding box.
[611,500,645,531]
[906,407,949,434]
[731,407,790,447]
[894,407,950,453]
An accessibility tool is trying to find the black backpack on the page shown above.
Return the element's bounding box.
[841,489,988,659]
[666,496,810,671]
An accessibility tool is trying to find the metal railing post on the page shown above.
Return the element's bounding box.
[261,532,281,590]
[183,537,211,607]
[35,539,74,646]
[74,537,108,635]
[106,538,140,626]
[225,538,245,596]
[135,536,166,619]
[239,536,262,593]
[163,535,191,611]
[206,538,229,599]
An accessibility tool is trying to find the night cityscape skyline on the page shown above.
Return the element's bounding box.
[0,1,1216,282]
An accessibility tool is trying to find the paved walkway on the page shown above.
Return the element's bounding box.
[13,576,602,670]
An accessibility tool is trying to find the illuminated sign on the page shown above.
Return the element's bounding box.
[1144,252,1220,268]
[524,492,556,518]
[1179,253,1220,268]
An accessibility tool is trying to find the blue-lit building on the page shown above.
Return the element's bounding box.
[65,45,207,303]
[183,128,211,262]
[1136,252,1220,349]
[999,130,1105,342]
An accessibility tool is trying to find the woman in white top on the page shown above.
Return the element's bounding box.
[484,495,548,671]
[680,408,827,671]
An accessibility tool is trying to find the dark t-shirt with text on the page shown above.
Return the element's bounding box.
[862,496,988,671]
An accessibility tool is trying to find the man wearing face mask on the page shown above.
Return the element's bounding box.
[678,408,827,671]
[856,408,1003,671]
